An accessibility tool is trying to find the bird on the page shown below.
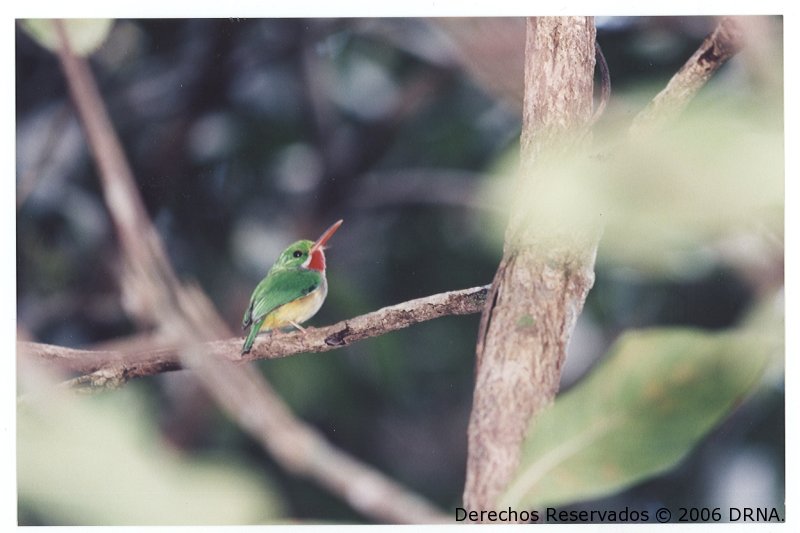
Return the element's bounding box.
[241,219,343,355]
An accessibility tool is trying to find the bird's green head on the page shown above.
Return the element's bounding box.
[271,219,343,273]
[273,239,315,270]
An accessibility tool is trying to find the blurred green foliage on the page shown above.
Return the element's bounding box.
[16,17,783,524]
[502,325,778,510]
[21,19,114,56]
[482,97,783,276]
[18,387,282,525]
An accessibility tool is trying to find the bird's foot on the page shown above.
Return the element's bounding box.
[289,321,307,333]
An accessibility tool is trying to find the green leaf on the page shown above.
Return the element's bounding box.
[480,96,783,277]
[500,327,776,509]
[18,388,283,525]
[20,19,113,56]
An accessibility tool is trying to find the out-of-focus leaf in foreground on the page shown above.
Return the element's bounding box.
[20,19,113,56]
[482,97,783,276]
[500,327,776,509]
[18,388,282,525]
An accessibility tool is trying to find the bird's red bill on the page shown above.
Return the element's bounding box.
[312,219,343,251]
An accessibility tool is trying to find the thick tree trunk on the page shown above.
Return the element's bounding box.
[463,17,598,511]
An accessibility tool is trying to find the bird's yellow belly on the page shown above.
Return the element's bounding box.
[261,281,327,331]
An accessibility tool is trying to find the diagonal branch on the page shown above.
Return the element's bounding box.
[19,285,489,388]
[183,347,451,524]
[630,16,744,135]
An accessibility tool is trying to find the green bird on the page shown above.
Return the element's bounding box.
[241,219,343,355]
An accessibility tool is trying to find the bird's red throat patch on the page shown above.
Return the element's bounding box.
[307,249,326,271]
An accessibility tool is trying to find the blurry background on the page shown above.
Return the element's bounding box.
[16,17,783,524]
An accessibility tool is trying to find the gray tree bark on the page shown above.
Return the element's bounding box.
[463,17,599,511]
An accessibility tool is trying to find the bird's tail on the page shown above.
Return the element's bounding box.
[241,317,266,355]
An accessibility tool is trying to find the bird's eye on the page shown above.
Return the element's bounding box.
[292,250,303,258]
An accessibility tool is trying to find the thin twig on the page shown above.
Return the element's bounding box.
[630,17,744,135]
[591,42,611,126]
[19,285,490,387]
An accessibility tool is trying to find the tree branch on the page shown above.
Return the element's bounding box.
[44,20,451,523]
[462,16,748,513]
[463,16,598,512]
[630,17,744,135]
[182,346,451,524]
[19,285,489,388]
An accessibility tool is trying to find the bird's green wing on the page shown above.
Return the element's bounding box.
[246,268,323,325]
[241,316,266,354]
